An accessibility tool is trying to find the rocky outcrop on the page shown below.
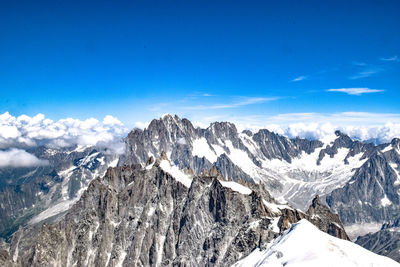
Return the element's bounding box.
[356,217,400,262]
[6,159,349,267]
[306,195,349,240]
[326,151,400,224]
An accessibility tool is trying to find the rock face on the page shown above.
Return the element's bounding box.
[306,195,349,240]
[326,142,400,225]
[6,159,349,267]
[120,116,392,211]
[120,115,400,229]
[356,217,400,262]
[0,145,119,240]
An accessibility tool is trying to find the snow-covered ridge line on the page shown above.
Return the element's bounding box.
[233,219,399,267]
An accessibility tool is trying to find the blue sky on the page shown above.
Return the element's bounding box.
[0,0,399,129]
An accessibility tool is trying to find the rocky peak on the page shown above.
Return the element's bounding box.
[242,129,253,137]
[306,195,349,240]
[252,129,297,163]
[391,138,400,150]
[290,137,323,154]
[145,156,154,167]
[159,151,169,161]
[207,121,238,140]
[209,165,220,177]
[198,166,222,179]
[317,131,360,165]
[309,194,322,207]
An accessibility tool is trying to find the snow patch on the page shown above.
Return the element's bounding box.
[177,137,187,145]
[145,162,154,170]
[147,206,156,217]
[29,198,77,224]
[390,163,400,185]
[381,144,393,153]
[269,217,281,233]
[192,137,218,162]
[219,180,252,195]
[109,157,119,167]
[259,145,366,209]
[223,140,260,178]
[159,160,192,187]
[116,250,127,267]
[263,199,293,214]
[381,195,392,207]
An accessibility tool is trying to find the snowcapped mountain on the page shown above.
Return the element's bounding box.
[1,156,351,266]
[233,219,399,267]
[121,115,400,225]
[1,114,399,265]
[0,145,119,240]
[121,115,369,209]
[118,114,400,261]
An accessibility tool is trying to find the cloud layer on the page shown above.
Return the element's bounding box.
[191,112,400,144]
[0,112,127,153]
[267,122,400,144]
[0,148,49,168]
[326,88,383,95]
[1,111,400,166]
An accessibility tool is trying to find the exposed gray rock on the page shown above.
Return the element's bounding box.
[0,146,118,240]
[356,217,400,262]
[7,160,349,267]
[306,195,349,240]
[326,151,400,224]
[2,114,400,264]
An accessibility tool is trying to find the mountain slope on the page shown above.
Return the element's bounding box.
[1,114,400,263]
[121,115,383,211]
[4,156,349,267]
[326,138,400,235]
[356,217,400,262]
[233,219,399,267]
[0,145,118,240]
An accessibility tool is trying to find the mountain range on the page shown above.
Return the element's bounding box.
[0,114,399,266]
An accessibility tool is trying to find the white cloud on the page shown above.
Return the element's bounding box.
[0,148,49,168]
[352,61,367,66]
[291,76,307,82]
[184,97,278,110]
[349,69,381,79]
[380,55,399,62]
[134,121,149,129]
[0,112,127,153]
[0,125,20,139]
[103,115,123,126]
[326,88,384,95]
